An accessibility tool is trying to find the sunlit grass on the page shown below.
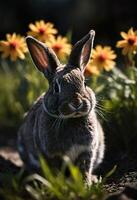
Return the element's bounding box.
[0,156,108,200]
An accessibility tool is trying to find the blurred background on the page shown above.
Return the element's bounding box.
[0,0,137,45]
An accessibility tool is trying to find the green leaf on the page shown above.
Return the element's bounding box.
[102,165,117,183]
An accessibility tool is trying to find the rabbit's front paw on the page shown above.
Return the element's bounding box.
[84,174,100,187]
[90,175,98,183]
[83,172,92,187]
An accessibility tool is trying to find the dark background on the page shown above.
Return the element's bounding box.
[0,0,137,46]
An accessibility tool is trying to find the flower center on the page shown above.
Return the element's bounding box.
[53,44,62,52]
[128,37,136,45]
[98,53,106,62]
[9,42,17,50]
[39,28,45,35]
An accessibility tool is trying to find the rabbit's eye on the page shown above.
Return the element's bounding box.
[53,79,61,94]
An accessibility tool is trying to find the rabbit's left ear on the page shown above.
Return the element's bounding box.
[68,30,95,72]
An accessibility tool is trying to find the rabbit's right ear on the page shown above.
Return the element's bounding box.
[26,36,60,78]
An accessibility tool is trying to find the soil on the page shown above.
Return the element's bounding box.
[0,132,137,200]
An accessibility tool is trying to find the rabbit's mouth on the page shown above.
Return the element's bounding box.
[59,109,91,119]
[60,111,90,119]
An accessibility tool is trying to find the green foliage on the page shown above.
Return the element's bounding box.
[89,66,137,154]
[89,65,137,120]
[0,156,106,200]
[0,55,48,128]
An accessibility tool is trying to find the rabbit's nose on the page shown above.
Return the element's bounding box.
[68,101,83,111]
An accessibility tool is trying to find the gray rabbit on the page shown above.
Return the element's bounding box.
[18,30,105,185]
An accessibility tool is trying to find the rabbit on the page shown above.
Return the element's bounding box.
[17,30,105,185]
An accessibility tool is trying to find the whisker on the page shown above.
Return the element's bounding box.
[96,105,109,114]
[96,95,105,102]
[54,116,64,138]
[95,100,111,122]
[56,118,62,131]
[96,99,112,114]
[47,118,59,132]
[96,109,108,122]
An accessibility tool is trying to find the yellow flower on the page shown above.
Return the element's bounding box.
[85,63,100,76]
[0,33,28,61]
[46,35,72,61]
[116,28,137,55]
[87,45,116,75]
[28,20,57,42]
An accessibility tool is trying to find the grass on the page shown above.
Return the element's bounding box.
[0,156,113,200]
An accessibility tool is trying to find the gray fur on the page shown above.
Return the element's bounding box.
[18,30,105,184]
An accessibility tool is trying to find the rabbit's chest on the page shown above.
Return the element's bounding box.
[44,128,94,160]
[65,144,91,162]
[40,116,96,160]
[46,139,92,162]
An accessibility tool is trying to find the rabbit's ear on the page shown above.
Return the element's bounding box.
[26,36,60,78]
[68,30,95,72]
